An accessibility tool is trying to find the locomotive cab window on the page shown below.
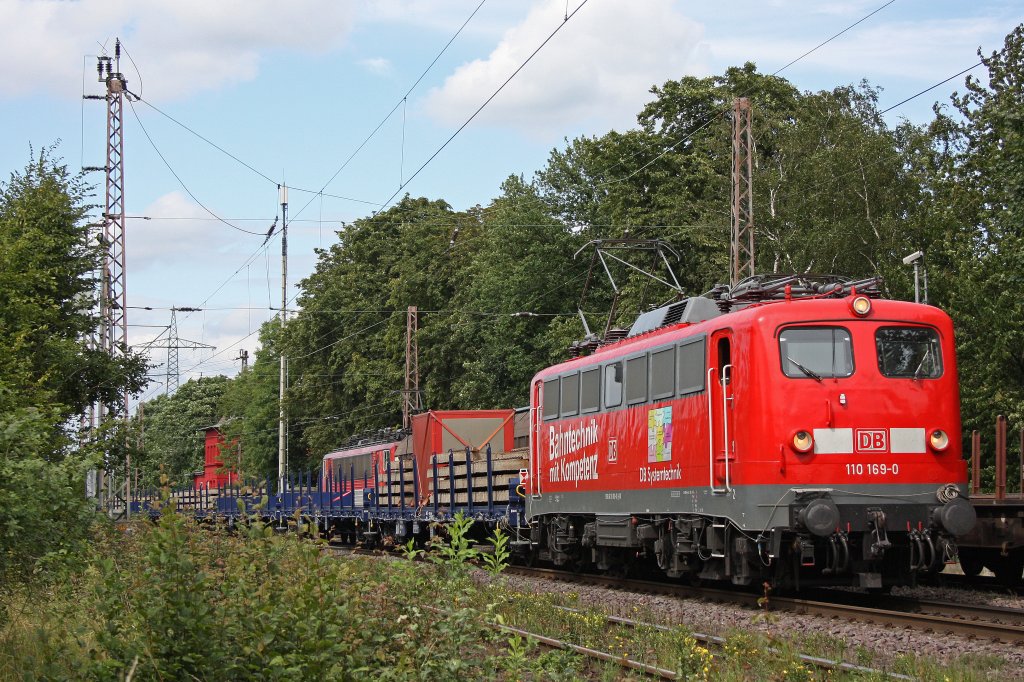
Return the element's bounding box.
[626,354,649,405]
[560,372,580,417]
[580,368,601,413]
[779,327,854,379]
[604,362,623,408]
[543,379,559,420]
[876,326,942,378]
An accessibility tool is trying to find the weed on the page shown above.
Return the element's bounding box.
[480,527,510,575]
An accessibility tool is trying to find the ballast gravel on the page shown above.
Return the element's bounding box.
[475,571,1024,680]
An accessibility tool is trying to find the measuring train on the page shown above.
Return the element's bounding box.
[523,276,976,590]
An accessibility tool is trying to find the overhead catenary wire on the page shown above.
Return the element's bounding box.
[878,59,986,116]
[323,0,898,259]
[129,1,983,412]
[127,100,266,236]
[291,0,490,221]
[585,0,899,193]
[771,55,1002,222]
[155,34,962,393]
[372,0,593,217]
[137,97,278,186]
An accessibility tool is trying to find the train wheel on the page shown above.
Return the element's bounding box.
[957,551,985,578]
[994,551,1024,587]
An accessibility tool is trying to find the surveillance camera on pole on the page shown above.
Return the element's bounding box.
[903,250,926,303]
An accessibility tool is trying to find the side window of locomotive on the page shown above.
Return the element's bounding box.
[779,327,854,379]
[650,347,675,400]
[717,337,732,385]
[561,372,580,417]
[626,354,649,405]
[580,368,601,413]
[876,327,943,378]
[604,362,623,408]
[543,379,560,420]
[677,336,706,395]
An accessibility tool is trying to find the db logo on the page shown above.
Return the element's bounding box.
[856,429,887,452]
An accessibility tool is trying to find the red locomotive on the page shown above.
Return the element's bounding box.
[524,275,976,590]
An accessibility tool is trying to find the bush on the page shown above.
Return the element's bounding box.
[77,509,512,680]
[0,453,97,585]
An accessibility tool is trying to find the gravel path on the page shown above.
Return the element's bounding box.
[478,571,1024,680]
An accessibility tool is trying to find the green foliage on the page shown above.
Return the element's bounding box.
[208,27,1024,485]
[1,515,1014,681]
[219,321,287,480]
[430,511,480,572]
[0,146,147,585]
[2,512,536,680]
[399,537,424,561]
[137,375,230,485]
[942,25,1024,436]
[480,527,510,576]
[0,454,97,585]
[0,147,148,436]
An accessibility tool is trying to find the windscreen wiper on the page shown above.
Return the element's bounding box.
[787,356,822,382]
[913,347,932,380]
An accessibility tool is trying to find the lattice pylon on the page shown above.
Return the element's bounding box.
[730,97,755,287]
[100,48,128,419]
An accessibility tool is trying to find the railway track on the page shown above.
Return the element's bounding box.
[929,571,1022,595]
[503,566,1024,644]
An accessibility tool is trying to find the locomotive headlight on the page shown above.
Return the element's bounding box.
[792,430,814,453]
[929,429,950,452]
[850,296,872,316]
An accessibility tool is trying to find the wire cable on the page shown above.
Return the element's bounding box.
[372,0,592,217]
[591,0,899,192]
[127,100,266,236]
[136,98,278,186]
[292,0,490,221]
[878,59,985,116]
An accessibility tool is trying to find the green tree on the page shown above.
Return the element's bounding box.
[218,321,287,481]
[284,196,480,462]
[449,175,583,408]
[137,376,229,485]
[0,148,148,446]
[942,24,1024,432]
[0,148,147,581]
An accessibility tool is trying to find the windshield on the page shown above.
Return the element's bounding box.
[876,327,942,378]
[779,327,854,379]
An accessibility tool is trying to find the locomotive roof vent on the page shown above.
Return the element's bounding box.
[602,328,628,345]
[627,297,721,338]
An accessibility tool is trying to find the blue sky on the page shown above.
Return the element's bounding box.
[0,0,1020,405]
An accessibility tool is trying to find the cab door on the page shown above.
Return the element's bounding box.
[708,330,734,493]
[529,379,543,497]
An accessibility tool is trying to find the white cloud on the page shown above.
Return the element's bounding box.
[129,191,267,270]
[422,0,705,136]
[359,57,393,75]
[0,0,356,101]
